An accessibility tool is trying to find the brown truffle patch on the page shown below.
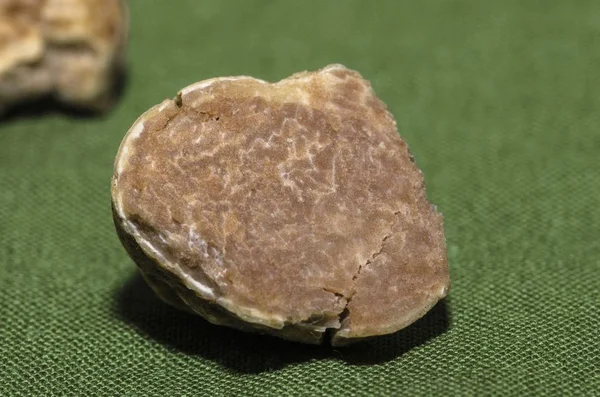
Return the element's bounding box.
[112,64,449,345]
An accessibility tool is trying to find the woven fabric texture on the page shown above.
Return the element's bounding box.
[1,1,599,395]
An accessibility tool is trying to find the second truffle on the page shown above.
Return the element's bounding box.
[0,0,128,113]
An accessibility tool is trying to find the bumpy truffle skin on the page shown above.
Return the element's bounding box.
[111,65,450,345]
[0,0,127,112]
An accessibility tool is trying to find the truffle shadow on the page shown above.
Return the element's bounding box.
[114,272,451,373]
[0,68,129,123]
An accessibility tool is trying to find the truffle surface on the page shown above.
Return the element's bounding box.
[111,65,449,345]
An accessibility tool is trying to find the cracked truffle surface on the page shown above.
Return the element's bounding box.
[111,64,449,345]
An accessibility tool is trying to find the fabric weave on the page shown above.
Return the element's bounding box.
[1,1,598,395]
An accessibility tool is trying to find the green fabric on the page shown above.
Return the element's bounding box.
[1,0,599,395]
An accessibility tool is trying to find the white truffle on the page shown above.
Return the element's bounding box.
[112,65,450,345]
[0,0,127,112]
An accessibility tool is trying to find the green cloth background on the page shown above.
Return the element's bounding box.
[1,1,598,395]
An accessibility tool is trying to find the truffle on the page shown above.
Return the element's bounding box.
[0,0,127,113]
[111,65,450,345]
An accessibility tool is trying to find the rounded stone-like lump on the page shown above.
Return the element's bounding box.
[0,0,127,112]
[111,64,450,345]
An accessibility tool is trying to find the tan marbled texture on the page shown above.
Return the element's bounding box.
[0,0,127,112]
[112,65,449,345]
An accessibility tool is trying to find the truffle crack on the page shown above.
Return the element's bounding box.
[322,287,346,300]
[330,210,401,336]
[353,210,400,283]
[174,92,183,108]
